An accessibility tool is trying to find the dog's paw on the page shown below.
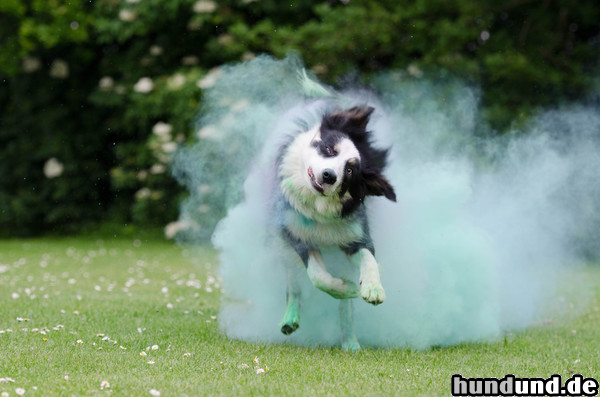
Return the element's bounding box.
[341,336,361,352]
[360,280,386,305]
[279,309,300,335]
[280,321,299,335]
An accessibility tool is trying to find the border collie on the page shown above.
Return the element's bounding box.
[276,105,396,351]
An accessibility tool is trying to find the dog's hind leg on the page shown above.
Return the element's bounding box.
[280,268,301,335]
[339,299,360,351]
[307,250,360,299]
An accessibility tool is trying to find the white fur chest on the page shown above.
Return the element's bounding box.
[283,209,364,247]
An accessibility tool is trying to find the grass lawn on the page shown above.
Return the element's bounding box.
[1,236,599,396]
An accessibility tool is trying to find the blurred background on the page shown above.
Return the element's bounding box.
[1,0,599,238]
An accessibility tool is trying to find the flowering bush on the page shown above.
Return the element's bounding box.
[0,0,598,236]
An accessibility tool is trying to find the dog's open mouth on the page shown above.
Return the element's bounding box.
[307,167,324,194]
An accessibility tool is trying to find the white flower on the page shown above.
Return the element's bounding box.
[196,125,220,139]
[256,368,265,374]
[119,9,137,22]
[181,55,199,66]
[164,220,199,239]
[193,0,216,13]
[407,64,423,78]
[163,222,180,239]
[162,142,177,153]
[196,68,220,89]
[1,391,9,397]
[99,76,114,91]
[183,352,191,358]
[15,388,25,396]
[167,73,186,90]
[241,51,255,61]
[49,59,69,79]
[166,303,173,309]
[135,188,151,200]
[217,34,233,45]
[147,361,155,365]
[43,158,64,179]
[77,340,83,345]
[133,77,154,93]
[151,345,159,350]
[149,164,166,174]
[253,356,259,364]
[140,351,147,356]
[22,57,41,73]
[100,380,110,389]
[149,389,161,396]
[152,122,172,137]
[149,45,163,56]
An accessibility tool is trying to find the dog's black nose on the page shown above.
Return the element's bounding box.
[322,169,337,185]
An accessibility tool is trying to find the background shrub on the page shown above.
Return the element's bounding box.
[0,0,598,237]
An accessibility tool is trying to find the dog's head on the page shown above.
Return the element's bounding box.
[302,105,396,216]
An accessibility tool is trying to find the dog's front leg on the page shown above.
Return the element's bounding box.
[349,248,386,305]
[307,250,359,299]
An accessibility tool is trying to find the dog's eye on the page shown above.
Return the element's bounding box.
[346,168,353,176]
[324,146,334,156]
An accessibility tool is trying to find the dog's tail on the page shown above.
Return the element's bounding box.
[298,69,336,99]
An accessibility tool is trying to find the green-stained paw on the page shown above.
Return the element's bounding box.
[280,304,300,335]
[342,336,361,352]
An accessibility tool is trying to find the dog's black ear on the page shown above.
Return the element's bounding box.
[364,171,396,202]
[340,106,374,131]
[323,105,374,136]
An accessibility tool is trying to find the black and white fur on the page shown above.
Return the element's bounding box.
[276,105,396,351]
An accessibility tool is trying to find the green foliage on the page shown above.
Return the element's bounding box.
[241,0,599,128]
[0,0,598,236]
